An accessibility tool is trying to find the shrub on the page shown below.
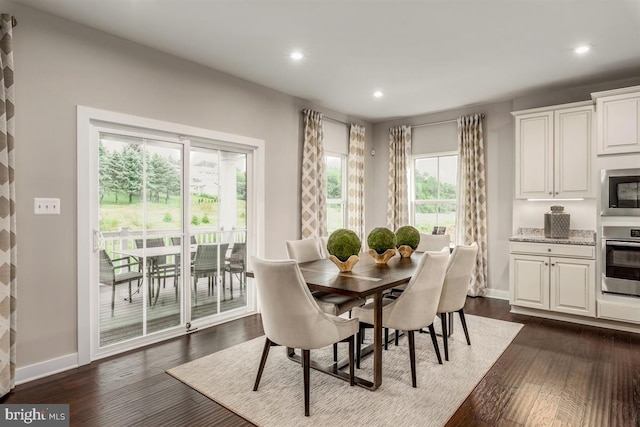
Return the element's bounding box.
[395,225,420,249]
[201,213,210,224]
[163,212,173,223]
[367,227,397,254]
[191,215,200,226]
[327,229,361,262]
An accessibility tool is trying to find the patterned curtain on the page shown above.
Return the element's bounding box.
[347,124,365,243]
[387,126,411,230]
[0,13,16,397]
[301,109,327,238]
[457,114,487,297]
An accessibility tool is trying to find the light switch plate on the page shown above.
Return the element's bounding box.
[34,198,60,215]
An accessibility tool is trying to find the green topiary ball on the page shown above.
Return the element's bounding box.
[395,225,421,249]
[367,227,397,255]
[327,229,362,262]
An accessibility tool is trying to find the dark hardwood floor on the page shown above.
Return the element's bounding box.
[3,297,640,426]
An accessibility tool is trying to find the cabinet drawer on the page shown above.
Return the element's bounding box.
[510,242,595,258]
[597,300,640,324]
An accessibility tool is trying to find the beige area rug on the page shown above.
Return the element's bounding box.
[167,315,522,427]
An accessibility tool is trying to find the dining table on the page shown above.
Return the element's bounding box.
[250,252,422,391]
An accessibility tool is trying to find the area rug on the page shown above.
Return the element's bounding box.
[167,315,522,427]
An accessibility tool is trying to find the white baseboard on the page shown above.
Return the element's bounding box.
[510,306,640,334]
[16,353,78,385]
[483,288,509,300]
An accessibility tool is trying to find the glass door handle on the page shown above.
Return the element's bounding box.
[93,229,104,252]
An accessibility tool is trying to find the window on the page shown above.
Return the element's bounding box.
[326,153,347,233]
[412,153,458,240]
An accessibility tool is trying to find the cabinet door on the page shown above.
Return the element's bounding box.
[596,93,640,155]
[515,112,553,199]
[554,106,594,198]
[509,254,549,309]
[550,257,595,317]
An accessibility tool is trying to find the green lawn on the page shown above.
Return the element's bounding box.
[99,192,246,232]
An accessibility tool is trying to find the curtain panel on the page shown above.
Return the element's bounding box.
[387,126,411,231]
[301,110,327,239]
[457,114,487,296]
[0,13,16,397]
[347,124,365,243]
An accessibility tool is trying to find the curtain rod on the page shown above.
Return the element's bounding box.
[324,115,349,126]
[410,113,485,129]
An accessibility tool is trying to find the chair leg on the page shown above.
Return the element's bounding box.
[333,343,338,363]
[302,349,311,417]
[193,276,198,305]
[384,328,389,350]
[395,329,399,346]
[428,324,443,365]
[459,309,471,345]
[440,313,449,361]
[408,330,417,388]
[356,326,363,369]
[253,337,272,391]
[111,284,116,316]
[348,336,355,386]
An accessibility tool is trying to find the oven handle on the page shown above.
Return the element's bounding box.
[605,240,640,248]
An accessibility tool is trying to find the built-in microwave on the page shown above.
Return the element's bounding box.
[601,168,640,216]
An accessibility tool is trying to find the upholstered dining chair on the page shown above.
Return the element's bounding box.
[251,257,359,417]
[285,238,365,316]
[99,249,143,316]
[191,243,229,304]
[436,242,479,361]
[353,250,449,387]
[318,236,330,259]
[285,238,366,360]
[416,233,450,252]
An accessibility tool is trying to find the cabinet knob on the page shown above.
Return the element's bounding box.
[549,192,552,195]
[555,192,559,195]
[548,248,551,252]
[545,262,549,266]
[551,263,555,266]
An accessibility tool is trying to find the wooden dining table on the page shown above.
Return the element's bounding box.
[254,253,422,391]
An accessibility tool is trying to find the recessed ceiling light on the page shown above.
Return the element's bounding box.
[290,51,303,60]
[373,91,383,98]
[574,45,590,54]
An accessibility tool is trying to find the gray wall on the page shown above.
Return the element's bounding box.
[5,1,372,367]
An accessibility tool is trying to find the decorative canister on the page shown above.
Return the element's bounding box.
[544,205,570,238]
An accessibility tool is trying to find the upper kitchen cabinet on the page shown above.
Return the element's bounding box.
[513,101,594,199]
[592,85,640,156]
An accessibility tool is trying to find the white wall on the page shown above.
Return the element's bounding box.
[5,1,372,368]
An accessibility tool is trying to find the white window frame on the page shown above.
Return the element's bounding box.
[410,151,458,232]
[325,152,348,232]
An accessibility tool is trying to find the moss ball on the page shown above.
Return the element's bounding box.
[395,225,421,249]
[367,227,397,254]
[327,229,362,262]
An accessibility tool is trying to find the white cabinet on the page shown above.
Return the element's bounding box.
[592,85,640,155]
[513,102,594,199]
[510,242,595,317]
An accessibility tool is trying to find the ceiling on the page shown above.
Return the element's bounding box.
[11,0,640,121]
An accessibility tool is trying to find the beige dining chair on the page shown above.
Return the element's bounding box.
[251,257,359,417]
[436,242,479,361]
[416,233,450,252]
[285,238,366,361]
[353,250,449,387]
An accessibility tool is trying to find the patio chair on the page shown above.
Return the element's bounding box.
[224,242,246,299]
[99,249,143,316]
[191,243,229,305]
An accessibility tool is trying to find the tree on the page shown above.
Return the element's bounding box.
[326,168,341,199]
[236,171,246,201]
[122,144,143,203]
[98,142,110,203]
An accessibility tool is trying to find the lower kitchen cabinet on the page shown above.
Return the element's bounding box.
[509,242,596,317]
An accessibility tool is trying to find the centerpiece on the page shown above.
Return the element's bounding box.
[326,228,361,272]
[367,227,397,264]
[395,225,420,257]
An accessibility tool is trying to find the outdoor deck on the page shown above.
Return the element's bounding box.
[99,274,247,347]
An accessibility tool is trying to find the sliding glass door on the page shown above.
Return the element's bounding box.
[82,111,260,361]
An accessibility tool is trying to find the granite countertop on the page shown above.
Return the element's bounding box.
[509,228,596,246]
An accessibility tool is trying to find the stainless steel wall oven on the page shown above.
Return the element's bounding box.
[602,226,640,297]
